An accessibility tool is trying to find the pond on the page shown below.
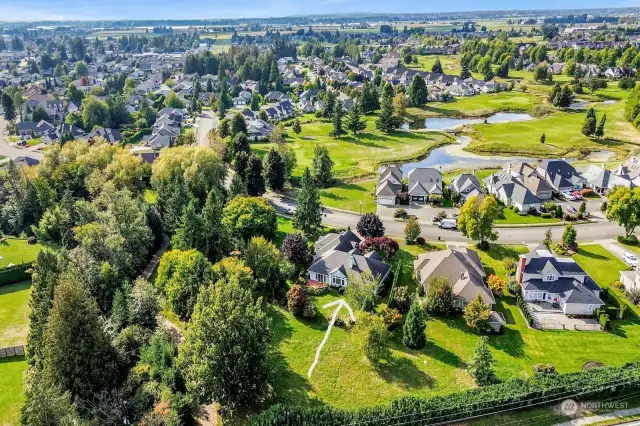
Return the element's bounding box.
[400,136,538,174]
[402,112,535,131]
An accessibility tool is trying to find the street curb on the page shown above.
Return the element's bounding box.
[277,193,362,216]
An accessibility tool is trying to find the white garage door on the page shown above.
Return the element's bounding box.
[378,197,395,205]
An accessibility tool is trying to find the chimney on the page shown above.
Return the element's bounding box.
[472,169,476,176]
[516,257,526,284]
[350,254,356,269]
[460,272,466,280]
[507,163,512,173]
[602,163,605,169]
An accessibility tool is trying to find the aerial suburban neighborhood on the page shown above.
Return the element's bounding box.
[3,4,640,426]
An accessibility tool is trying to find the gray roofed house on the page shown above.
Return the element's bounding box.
[582,164,633,194]
[517,245,604,317]
[449,173,483,202]
[88,127,122,144]
[407,168,442,203]
[536,159,585,192]
[376,165,403,205]
[308,229,391,289]
[484,172,542,212]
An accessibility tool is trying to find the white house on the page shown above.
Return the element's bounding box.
[619,270,640,292]
[517,246,604,316]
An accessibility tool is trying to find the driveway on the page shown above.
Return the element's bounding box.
[376,203,460,223]
[0,118,43,161]
[197,110,217,146]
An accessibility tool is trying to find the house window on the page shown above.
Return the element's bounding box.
[332,276,346,287]
[544,274,556,282]
[316,273,326,283]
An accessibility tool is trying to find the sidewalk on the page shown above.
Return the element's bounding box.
[553,407,640,426]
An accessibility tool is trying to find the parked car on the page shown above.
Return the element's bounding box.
[623,252,638,266]
[561,192,577,201]
[572,191,583,200]
[567,206,577,214]
[439,218,457,229]
[283,207,296,215]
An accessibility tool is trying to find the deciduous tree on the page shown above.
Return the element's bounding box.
[457,196,500,248]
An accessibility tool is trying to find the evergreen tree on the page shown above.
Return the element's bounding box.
[200,189,229,262]
[26,249,63,367]
[292,118,302,135]
[230,113,247,138]
[540,133,546,144]
[233,132,251,155]
[246,154,266,196]
[543,228,553,249]
[250,93,260,111]
[407,74,428,107]
[402,298,426,349]
[293,167,322,235]
[431,57,443,74]
[322,90,336,118]
[549,83,561,105]
[344,102,367,136]
[171,197,203,250]
[178,277,271,409]
[376,82,397,133]
[460,61,471,79]
[229,172,247,198]
[558,85,574,107]
[234,151,250,180]
[329,100,345,138]
[161,171,190,233]
[263,148,286,192]
[581,109,597,137]
[468,336,496,386]
[1,92,15,121]
[360,81,380,113]
[42,278,118,400]
[595,113,607,138]
[311,144,334,188]
[206,78,213,92]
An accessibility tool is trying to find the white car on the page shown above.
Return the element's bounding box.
[622,252,638,266]
[561,192,577,201]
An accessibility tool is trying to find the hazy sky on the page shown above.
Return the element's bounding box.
[0,0,634,22]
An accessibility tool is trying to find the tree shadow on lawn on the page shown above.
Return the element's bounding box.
[340,134,391,148]
[487,327,528,359]
[266,306,325,408]
[423,340,465,369]
[494,298,517,325]
[374,354,436,390]
[575,248,611,261]
[0,280,31,297]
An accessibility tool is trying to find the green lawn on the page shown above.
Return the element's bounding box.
[0,281,31,426]
[269,243,640,410]
[0,281,32,347]
[466,99,637,158]
[252,116,453,181]
[496,208,561,225]
[0,238,43,267]
[319,179,377,214]
[0,358,27,426]
[409,91,540,118]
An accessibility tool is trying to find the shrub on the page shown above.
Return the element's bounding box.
[507,279,520,296]
[360,236,400,258]
[416,236,426,245]
[502,258,516,275]
[627,287,640,305]
[302,301,317,319]
[527,207,539,216]
[287,285,308,316]
[532,363,557,376]
[433,211,447,222]
[380,306,403,331]
[392,286,411,314]
[599,313,611,330]
[541,212,552,219]
[306,282,329,296]
[393,208,409,219]
[487,275,507,296]
[580,188,594,197]
[613,280,625,291]
[618,235,640,246]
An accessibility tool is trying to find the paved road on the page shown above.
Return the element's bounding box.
[0,118,43,160]
[197,110,217,147]
[265,193,627,244]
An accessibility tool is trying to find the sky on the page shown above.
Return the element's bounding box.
[0,0,636,22]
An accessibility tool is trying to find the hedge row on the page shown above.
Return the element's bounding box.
[0,262,32,286]
[250,362,640,426]
[516,295,535,327]
[386,259,403,308]
[601,288,633,319]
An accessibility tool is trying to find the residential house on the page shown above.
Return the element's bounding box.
[449,172,483,202]
[504,161,554,200]
[619,269,640,292]
[583,164,634,194]
[88,127,122,144]
[414,248,504,332]
[516,246,604,316]
[246,119,275,141]
[407,168,442,203]
[484,172,542,212]
[17,120,55,137]
[307,229,391,289]
[536,159,585,193]
[376,165,403,205]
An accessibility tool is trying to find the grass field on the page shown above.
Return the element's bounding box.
[0,238,43,267]
[496,208,561,225]
[269,241,640,411]
[319,179,377,214]
[409,91,540,118]
[0,281,31,426]
[252,116,453,181]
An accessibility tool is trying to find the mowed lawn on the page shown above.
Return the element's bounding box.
[466,100,637,158]
[496,207,561,225]
[0,281,31,426]
[0,238,43,267]
[270,243,640,410]
[252,117,452,180]
[319,179,377,214]
[409,91,540,118]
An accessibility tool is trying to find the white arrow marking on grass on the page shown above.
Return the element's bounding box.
[307,299,356,378]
